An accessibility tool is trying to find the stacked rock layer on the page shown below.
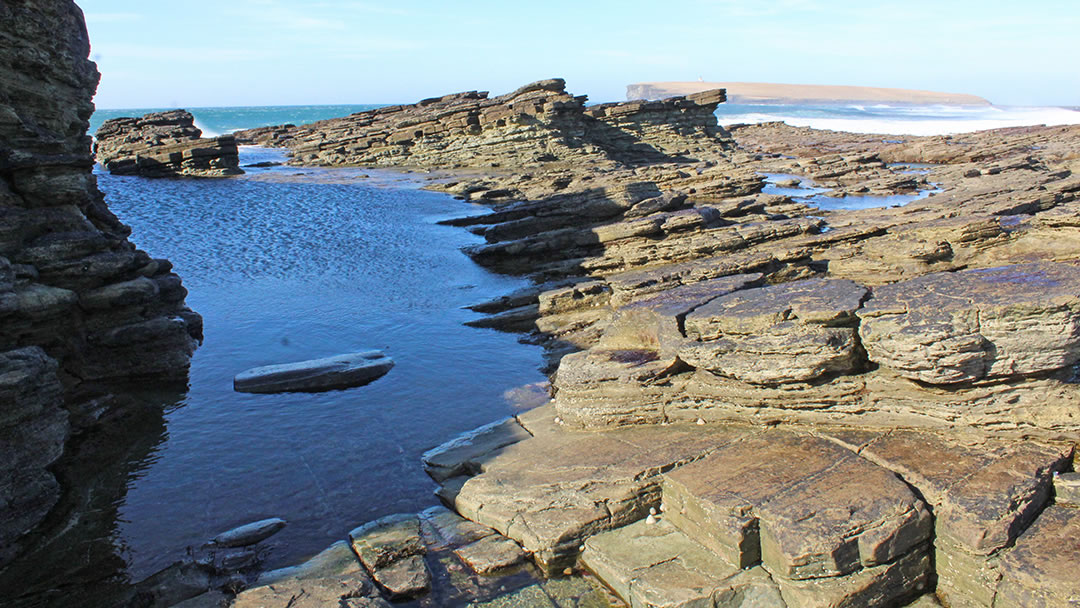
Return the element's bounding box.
[0,0,201,570]
[94,108,242,177]
[246,79,1080,606]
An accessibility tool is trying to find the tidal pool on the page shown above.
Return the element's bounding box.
[96,150,545,579]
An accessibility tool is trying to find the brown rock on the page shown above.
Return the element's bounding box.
[858,263,1080,385]
[94,110,242,178]
[680,278,868,384]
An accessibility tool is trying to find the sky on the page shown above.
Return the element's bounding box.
[81,0,1080,109]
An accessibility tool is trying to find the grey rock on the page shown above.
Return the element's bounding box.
[233,574,390,608]
[94,109,243,178]
[210,517,286,548]
[1055,472,1080,507]
[371,554,430,599]
[349,513,425,571]
[257,540,366,586]
[234,350,394,393]
[453,534,527,574]
[420,505,495,548]
[168,590,231,608]
[469,584,558,608]
[422,417,532,483]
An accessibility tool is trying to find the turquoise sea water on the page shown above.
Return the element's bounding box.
[89,104,383,137]
[90,101,1080,139]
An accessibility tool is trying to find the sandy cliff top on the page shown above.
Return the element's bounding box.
[628,81,991,106]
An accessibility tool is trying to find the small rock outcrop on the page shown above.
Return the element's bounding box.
[233,78,729,169]
[209,517,287,548]
[0,0,201,572]
[94,109,242,177]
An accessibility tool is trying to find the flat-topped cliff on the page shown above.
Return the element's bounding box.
[629,81,992,105]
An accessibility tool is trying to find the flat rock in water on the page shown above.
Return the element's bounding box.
[210,517,287,548]
[233,351,394,393]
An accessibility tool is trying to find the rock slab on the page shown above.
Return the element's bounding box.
[858,263,1080,384]
[234,350,394,393]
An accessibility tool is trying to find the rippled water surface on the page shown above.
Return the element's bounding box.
[97,150,543,579]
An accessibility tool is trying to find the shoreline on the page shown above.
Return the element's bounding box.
[212,82,1080,607]
[6,59,1080,606]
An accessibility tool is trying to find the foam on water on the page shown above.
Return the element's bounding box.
[717,103,1080,136]
[91,101,1080,141]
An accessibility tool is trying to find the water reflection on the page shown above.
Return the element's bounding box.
[0,392,173,606]
[761,172,939,211]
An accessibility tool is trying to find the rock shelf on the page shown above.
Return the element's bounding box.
[230,76,1080,606]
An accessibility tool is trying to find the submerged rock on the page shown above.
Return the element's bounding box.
[233,350,394,393]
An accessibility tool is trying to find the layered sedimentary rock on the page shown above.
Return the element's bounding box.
[94,109,242,177]
[233,78,729,169]
[320,83,1080,606]
[228,77,1080,606]
[0,0,200,572]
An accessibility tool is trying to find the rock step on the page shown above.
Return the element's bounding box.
[582,518,785,608]
[583,518,931,608]
[659,431,931,600]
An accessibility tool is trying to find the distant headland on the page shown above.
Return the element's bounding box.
[628,81,992,106]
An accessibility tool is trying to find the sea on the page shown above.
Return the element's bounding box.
[59,101,1079,592]
[88,101,1080,139]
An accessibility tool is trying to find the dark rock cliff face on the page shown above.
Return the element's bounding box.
[0,0,201,569]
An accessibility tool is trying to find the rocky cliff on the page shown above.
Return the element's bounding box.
[94,109,242,177]
[0,0,201,571]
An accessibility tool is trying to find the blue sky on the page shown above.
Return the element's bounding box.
[81,0,1079,109]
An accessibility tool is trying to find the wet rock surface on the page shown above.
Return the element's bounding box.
[94,110,242,178]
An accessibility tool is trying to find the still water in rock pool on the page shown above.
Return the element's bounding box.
[96,148,544,580]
